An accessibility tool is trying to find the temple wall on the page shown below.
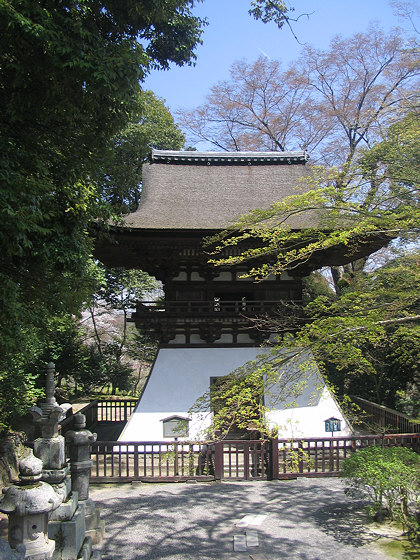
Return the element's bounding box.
[266,387,353,439]
[119,347,352,442]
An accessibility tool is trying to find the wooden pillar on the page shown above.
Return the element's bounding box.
[269,437,279,480]
[214,432,223,480]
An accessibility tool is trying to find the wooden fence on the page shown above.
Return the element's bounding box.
[275,433,419,478]
[90,441,215,483]
[60,399,137,435]
[352,397,420,434]
[89,433,419,483]
[58,398,419,482]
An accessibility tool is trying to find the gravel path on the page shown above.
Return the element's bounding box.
[90,478,401,560]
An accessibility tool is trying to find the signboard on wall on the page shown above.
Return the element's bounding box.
[324,417,342,435]
[161,415,190,438]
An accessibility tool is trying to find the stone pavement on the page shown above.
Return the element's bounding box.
[90,478,402,560]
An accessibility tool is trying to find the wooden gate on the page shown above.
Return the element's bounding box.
[212,440,271,480]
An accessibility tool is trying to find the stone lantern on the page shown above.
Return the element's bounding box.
[30,363,71,486]
[0,451,60,560]
[30,362,72,511]
[65,413,97,502]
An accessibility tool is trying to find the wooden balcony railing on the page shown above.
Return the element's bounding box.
[134,300,300,317]
[352,396,420,434]
[60,399,138,435]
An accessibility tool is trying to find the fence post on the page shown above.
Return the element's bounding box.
[214,440,223,480]
[270,437,279,480]
[174,441,179,476]
[84,400,98,427]
[244,442,250,480]
[189,444,195,476]
[298,440,304,474]
[133,444,139,479]
[329,441,334,471]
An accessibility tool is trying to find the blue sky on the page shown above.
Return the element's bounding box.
[144,0,414,116]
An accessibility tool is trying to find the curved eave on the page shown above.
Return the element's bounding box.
[93,225,393,274]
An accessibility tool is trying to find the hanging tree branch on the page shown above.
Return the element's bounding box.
[249,0,313,43]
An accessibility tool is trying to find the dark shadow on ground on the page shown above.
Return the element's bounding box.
[91,479,393,560]
[313,500,382,547]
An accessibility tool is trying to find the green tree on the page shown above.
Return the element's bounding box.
[202,111,419,413]
[100,90,186,214]
[0,0,204,333]
[297,253,420,407]
[342,446,420,531]
[205,109,419,285]
[190,347,319,440]
[21,313,108,400]
[86,267,158,394]
[14,267,160,402]
[189,253,419,443]
[0,0,204,431]
[360,111,420,222]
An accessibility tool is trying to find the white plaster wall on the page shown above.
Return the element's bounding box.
[120,347,266,442]
[266,387,352,439]
[214,333,233,344]
[119,347,352,442]
[118,411,211,441]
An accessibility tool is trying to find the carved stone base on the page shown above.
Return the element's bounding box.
[49,503,86,560]
[50,492,78,523]
[82,501,105,547]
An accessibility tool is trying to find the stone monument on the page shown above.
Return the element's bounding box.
[30,363,102,560]
[30,363,72,502]
[0,451,60,559]
[66,414,104,548]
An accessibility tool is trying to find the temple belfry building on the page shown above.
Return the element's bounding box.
[95,150,352,441]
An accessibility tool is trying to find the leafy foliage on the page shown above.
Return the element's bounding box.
[252,252,420,409]
[207,115,420,411]
[191,114,419,435]
[190,348,319,440]
[306,254,419,404]
[0,0,204,430]
[189,251,419,439]
[249,1,291,28]
[10,266,160,407]
[99,90,185,213]
[342,446,420,532]
[0,0,203,328]
[0,352,44,435]
[205,109,419,286]
[85,266,159,395]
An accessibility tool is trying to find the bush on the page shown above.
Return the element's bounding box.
[342,446,420,536]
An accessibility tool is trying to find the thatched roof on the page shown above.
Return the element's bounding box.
[123,150,312,230]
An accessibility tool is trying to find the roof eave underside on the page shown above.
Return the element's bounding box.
[150,149,309,165]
